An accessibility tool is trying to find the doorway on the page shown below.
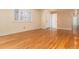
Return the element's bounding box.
[72,9,78,34]
[50,13,57,30]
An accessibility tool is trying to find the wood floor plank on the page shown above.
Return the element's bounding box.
[0,29,78,49]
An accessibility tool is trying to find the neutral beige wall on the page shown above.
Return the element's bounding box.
[0,9,41,36]
[57,10,73,30]
[41,9,73,30]
[0,9,74,36]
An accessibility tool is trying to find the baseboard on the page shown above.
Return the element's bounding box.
[58,28,72,31]
[0,32,12,36]
[41,27,71,31]
[0,28,41,36]
[0,27,72,36]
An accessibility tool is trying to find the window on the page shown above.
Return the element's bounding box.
[15,9,32,22]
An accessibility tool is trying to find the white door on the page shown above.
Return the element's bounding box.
[50,13,57,29]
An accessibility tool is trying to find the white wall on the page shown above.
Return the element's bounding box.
[41,10,51,29]
[0,9,41,36]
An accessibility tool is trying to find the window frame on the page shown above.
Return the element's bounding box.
[14,9,32,23]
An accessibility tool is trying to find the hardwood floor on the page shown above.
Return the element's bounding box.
[0,29,79,49]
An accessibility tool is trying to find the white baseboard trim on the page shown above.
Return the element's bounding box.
[41,27,72,31]
[57,28,72,30]
[0,28,41,36]
[0,27,72,36]
[0,32,13,36]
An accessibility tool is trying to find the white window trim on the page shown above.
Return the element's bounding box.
[14,9,32,23]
